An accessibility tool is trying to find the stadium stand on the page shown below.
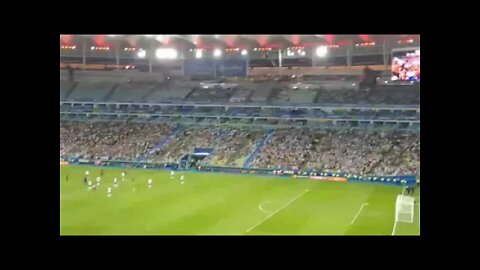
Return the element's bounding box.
[60,120,420,177]
[229,88,253,103]
[146,82,194,103]
[313,86,420,105]
[108,82,156,103]
[202,129,265,166]
[67,82,118,102]
[60,122,175,160]
[60,80,78,101]
[60,76,420,106]
[249,88,275,103]
[185,87,237,103]
[250,128,419,176]
[276,89,318,104]
[146,127,262,165]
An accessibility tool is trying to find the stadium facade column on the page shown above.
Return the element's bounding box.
[82,38,86,71]
[213,59,217,79]
[148,39,154,74]
[278,49,282,68]
[383,37,388,67]
[148,47,153,74]
[178,43,185,77]
[180,50,185,77]
[213,56,217,79]
[115,41,120,71]
[312,47,316,67]
[246,54,250,77]
[346,46,352,67]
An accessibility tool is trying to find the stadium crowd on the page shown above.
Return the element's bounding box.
[250,128,420,176]
[148,126,263,166]
[60,122,419,176]
[60,122,175,160]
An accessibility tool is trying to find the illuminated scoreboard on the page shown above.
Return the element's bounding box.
[391,47,420,82]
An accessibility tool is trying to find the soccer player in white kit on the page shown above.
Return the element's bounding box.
[148,178,152,188]
[121,171,126,181]
[170,170,175,179]
[107,187,112,197]
[96,176,101,186]
[88,180,92,190]
[180,175,185,184]
[85,170,90,177]
[113,178,119,188]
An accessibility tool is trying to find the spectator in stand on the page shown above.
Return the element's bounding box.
[60,122,175,161]
[60,121,419,177]
[250,128,419,177]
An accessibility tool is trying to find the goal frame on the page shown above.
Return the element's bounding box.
[395,194,415,223]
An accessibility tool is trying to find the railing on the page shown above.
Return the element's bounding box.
[59,111,420,124]
[59,100,420,110]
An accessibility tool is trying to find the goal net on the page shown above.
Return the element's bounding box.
[395,195,415,223]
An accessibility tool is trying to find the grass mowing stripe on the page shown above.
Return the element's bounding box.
[61,166,419,235]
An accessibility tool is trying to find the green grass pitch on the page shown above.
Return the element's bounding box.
[60,165,420,235]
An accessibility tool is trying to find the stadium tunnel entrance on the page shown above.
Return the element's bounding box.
[180,148,214,169]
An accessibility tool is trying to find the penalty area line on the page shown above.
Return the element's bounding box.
[245,189,310,234]
[350,202,368,225]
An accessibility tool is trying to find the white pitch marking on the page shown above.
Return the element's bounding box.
[258,204,270,214]
[246,189,310,234]
[258,200,275,214]
[417,203,420,228]
[392,220,398,236]
[350,203,368,225]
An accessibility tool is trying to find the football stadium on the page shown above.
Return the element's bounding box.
[60,35,420,235]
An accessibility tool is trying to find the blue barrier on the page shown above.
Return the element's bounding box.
[60,156,417,187]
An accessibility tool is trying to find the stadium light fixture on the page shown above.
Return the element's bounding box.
[195,50,203,59]
[155,48,178,59]
[241,49,248,56]
[213,48,222,58]
[316,46,328,57]
[137,49,146,58]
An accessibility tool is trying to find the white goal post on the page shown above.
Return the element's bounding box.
[395,194,415,223]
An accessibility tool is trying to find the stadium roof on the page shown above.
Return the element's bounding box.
[61,35,420,50]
